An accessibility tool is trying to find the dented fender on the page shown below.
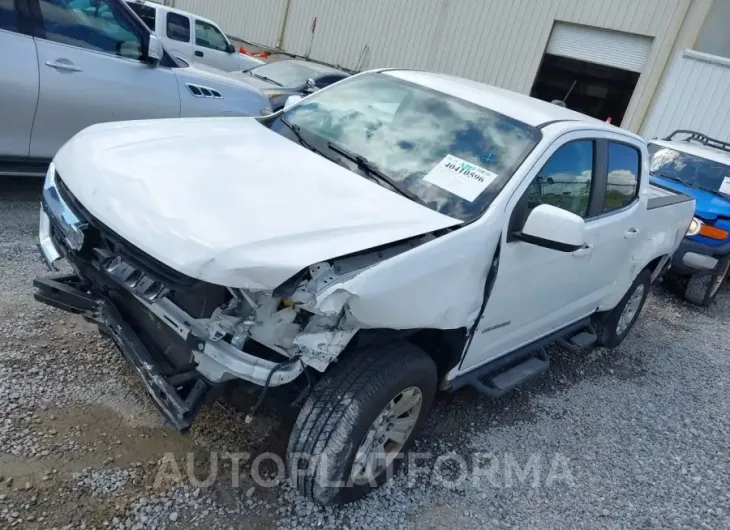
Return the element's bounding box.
[312,225,500,330]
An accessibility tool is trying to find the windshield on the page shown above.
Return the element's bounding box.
[277,72,541,222]
[649,143,730,196]
[250,61,335,87]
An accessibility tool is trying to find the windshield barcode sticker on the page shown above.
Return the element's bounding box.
[720,177,730,195]
[422,155,498,202]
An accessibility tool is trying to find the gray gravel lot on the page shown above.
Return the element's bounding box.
[1,176,729,529]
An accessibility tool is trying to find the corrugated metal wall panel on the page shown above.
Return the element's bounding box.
[174,0,286,47]
[642,51,730,141]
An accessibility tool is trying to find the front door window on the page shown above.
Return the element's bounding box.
[39,0,144,59]
[194,19,228,52]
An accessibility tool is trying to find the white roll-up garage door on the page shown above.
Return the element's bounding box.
[546,23,653,73]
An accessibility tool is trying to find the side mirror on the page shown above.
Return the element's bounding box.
[226,43,236,54]
[303,77,317,93]
[284,95,303,109]
[145,34,163,65]
[515,204,585,252]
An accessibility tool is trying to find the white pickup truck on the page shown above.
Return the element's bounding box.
[125,0,264,72]
[34,69,694,505]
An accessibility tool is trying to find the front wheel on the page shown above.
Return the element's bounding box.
[594,269,651,348]
[287,341,437,505]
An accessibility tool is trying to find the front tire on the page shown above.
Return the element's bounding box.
[287,341,437,506]
[595,269,651,348]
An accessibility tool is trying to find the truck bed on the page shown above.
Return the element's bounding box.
[646,183,694,210]
[639,184,696,264]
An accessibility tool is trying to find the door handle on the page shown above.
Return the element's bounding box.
[572,244,593,258]
[45,60,83,72]
[624,228,640,239]
[195,51,204,57]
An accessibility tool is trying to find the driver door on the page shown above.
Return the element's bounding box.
[192,18,235,71]
[460,133,610,372]
[30,0,180,158]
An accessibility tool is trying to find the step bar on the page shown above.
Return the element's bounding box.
[452,318,594,397]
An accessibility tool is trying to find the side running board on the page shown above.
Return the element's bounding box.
[557,324,598,353]
[450,318,594,397]
[472,349,550,397]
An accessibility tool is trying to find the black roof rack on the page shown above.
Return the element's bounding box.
[663,130,730,153]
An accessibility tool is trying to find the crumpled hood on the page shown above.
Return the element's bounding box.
[53,118,461,289]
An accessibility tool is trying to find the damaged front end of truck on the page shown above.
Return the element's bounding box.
[34,163,468,431]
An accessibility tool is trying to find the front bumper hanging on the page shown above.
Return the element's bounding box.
[33,274,209,432]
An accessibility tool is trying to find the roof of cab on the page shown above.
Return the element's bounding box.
[382,69,610,129]
[650,139,730,166]
[132,0,218,26]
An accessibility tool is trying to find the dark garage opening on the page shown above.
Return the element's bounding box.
[531,54,640,125]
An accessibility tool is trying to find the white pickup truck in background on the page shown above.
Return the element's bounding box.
[34,69,695,505]
[125,0,264,71]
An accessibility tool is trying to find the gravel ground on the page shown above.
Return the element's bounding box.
[1,176,729,529]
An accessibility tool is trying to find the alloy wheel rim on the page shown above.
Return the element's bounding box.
[350,386,422,483]
[617,284,644,335]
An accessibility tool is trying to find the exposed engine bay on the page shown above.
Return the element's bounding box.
[185,234,436,374]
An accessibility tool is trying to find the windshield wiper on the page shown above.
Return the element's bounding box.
[655,173,730,199]
[279,118,328,158]
[656,173,693,188]
[252,73,282,86]
[696,184,730,199]
[326,142,428,207]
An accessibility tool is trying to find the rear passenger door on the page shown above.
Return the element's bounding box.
[0,0,39,158]
[585,136,643,295]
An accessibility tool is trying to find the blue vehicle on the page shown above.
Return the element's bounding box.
[648,130,730,306]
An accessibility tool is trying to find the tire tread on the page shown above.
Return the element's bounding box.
[287,341,435,503]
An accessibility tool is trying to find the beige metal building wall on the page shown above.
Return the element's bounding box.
[173,0,706,131]
[281,0,692,131]
[173,0,287,46]
[642,50,730,140]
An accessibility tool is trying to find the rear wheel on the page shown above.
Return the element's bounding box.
[287,341,437,506]
[684,258,730,306]
[594,269,651,348]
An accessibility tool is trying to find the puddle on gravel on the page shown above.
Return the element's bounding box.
[1,406,194,478]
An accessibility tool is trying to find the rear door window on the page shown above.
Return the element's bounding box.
[604,142,640,212]
[166,11,189,42]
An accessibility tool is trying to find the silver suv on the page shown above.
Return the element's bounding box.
[0,0,271,176]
